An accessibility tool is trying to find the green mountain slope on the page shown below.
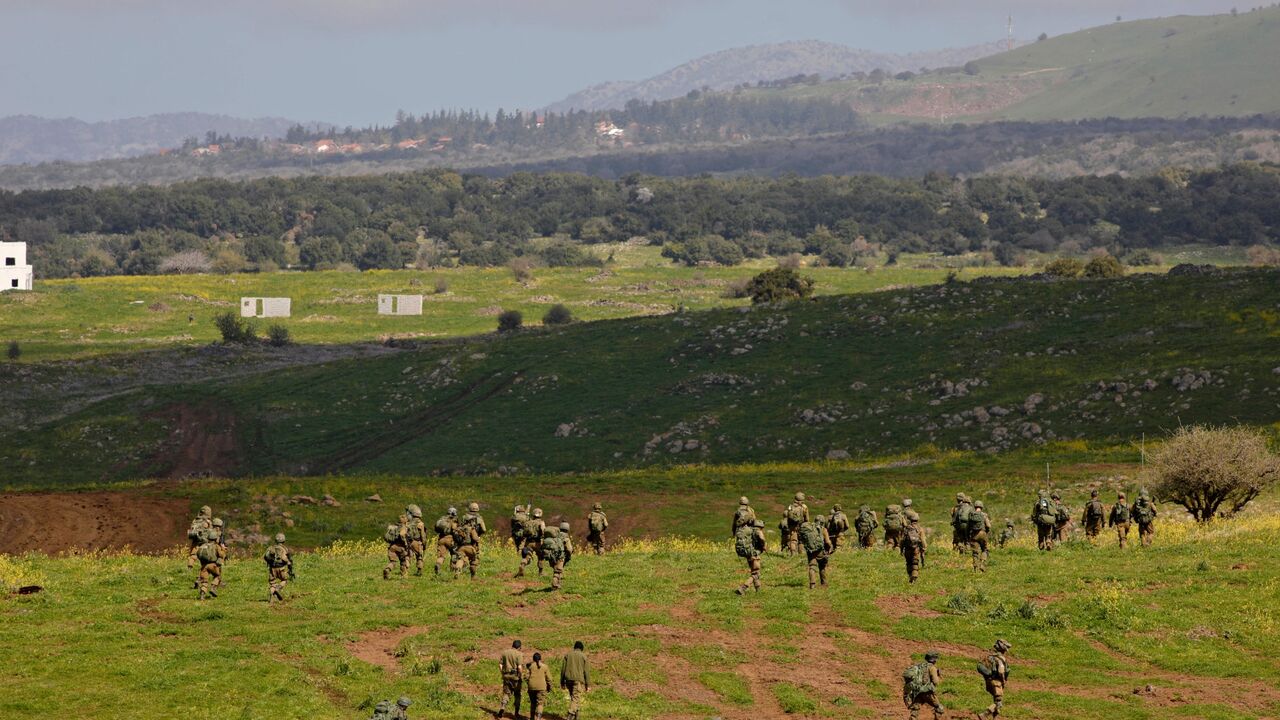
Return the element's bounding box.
[4,269,1277,486]
[977,8,1280,120]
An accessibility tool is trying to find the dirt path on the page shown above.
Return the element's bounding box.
[0,490,190,554]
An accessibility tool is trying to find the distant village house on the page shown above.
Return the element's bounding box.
[0,241,34,291]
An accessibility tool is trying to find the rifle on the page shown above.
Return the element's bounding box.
[287,551,296,580]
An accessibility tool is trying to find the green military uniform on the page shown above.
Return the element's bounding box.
[587,503,609,555]
[979,640,1011,719]
[405,505,427,575]
[264,533,292,603]
[560,644,590,720]
[463,502,488,551]
[1031,491,1055,551]
[735,519,767,594]
[902,510,927,583]
[997,520,1015,549]
[544,522,574,590]
[883,503,905,549]
[1082,490,1106,539]
[391,696,411,720]
[434,508,458,576]
[369,700,393,720]
[854,505,879,549]
[517,509,547,577]
[525,656,554,720]
[1109,493,1131,548]
[732,497,756,536]
[186,505,213,569]
[511,505,531,553]
[969,501,992,572]
[196,518,227,599]
[799,516,833,589]
[951,493,973,553]
[1050,492,1071,543]
[827,504,850,551]
[904,652,944,720]
[384,514,410,580]
[498,641,524,719]
[1134,490,1157,546]
[784,492,810,555]
[452,521,482,579]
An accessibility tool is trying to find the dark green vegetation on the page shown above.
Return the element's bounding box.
[5,163,1280,279]
[4,269,1277,485]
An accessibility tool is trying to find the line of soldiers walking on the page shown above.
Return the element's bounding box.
[187,505,294,603]
[1027,487,1158,551]
[903,639,1012,720]
[497,639,591,720]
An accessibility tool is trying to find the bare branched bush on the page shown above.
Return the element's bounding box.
[1145,425,1280,522]
[1246,244,1280,267]
[509,257,535,283]
[158,250,213,274]
[777,253,803,270]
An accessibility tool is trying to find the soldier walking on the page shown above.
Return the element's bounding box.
[434,507,458,576]
[511,505,531,554]
[997,520,1015,549]
[541,522,573,590]
[735,519,766,594]
[903,651,943,719]
[517,509,547,578]
[1134,489,1158,546]
[950,493,972,552]
[1031,491,1055,551]
[1109,492,1131,548]
[1082,490,1106,540]
[383,514,410,580]
[525,652,554,720]
[1050,492,1071,543]
[560,641,590,720]
[783,492,810,556]
[391,697,412,720]
[463,502,488,547]
[452,517,482,579]
[586,503,609,555]
[187,505,213,569]
[498,640,524,720]
[405,505,427,576]
[902,509,927,584]
[883,502,905,549]
[978,639,1011,718]
[854,504,879,549]
[732,497,756,536]
[968,500,992,572]
[798,514,833,589]
[264,532,292,603]
[195,520,223,600]
[827,504,849,551]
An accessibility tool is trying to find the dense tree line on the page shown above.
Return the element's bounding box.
[1,163,1277,278]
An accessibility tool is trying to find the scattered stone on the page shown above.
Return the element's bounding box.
[826,449,851,460]
[290,495,317,505]
[365,494,383,503]
[322,494,341,507]
[555,423,576,438]
[1023,393,1045,414]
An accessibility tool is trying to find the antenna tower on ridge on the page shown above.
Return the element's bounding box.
[1007,14,1014,52]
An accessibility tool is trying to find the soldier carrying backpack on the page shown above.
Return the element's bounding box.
[186,505,213,570]
[1109,492,1131,548]
[383,514,410,580]
[827,504,849,551]
[1082,489,1106,539]
[903,651,943,719]
[434,507,459,577]
[798,516,833,589]
[854,505,879,549]
[734,519,767,595]
[587,502,609,555]
[951,493,973,553]
[883,503,905,549]
[783,492,810,556]
[901,510,927,584]
[1133,489,1158,546]
[732,497,756,537]
[516,508,546,578]
[968,500,992,572]
[976,639,1011,719]
[1031,491,1056,551]
[1050,492,1071,543]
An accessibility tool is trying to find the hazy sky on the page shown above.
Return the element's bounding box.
[0,0,1241,126]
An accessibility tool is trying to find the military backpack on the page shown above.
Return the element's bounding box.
[384,525,403,544]
[1086,500,1105,521]
[953,501,973,528]
[902,524,924,550]
[1034,498,1055,526]
[797,522,825,555]
[521,516,542,539]
[884,506,903,530]
[733,506,754,529]
[902,662,935,699]
[196,542,220,565]
[542,533,566,563]
[370,700,393,720]
[264,545,289,568]
[967,510,987,536]
[785,503,807,523]
[854,509,875,533]
[188,523,210,544]
[588,512,607,533]
[1054,504,1070,524]
[1133,502,1154,524]
[1112,503,1130,523]
[434,516,454,536]
[734,526,760,558]
[977,653,1006,681]
[829,512,849,534]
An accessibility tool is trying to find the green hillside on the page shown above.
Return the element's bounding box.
[4,269,1277,485]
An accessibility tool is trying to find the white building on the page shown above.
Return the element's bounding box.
[240,297,292,318]
[0,241,34,292]
[377,294,424,316]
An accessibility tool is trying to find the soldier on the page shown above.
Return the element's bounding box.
[968,500,992,572]
[977,639,1011,719]
[854,504,879,549]
[586,502,609,555]
[732,496,756,536]
[498,639,524,720]
[883,502,905,549]
[1082,489,1106,540]
[384,513,410,580]
[434,507,459,576]
[951,493,973,553]
[901,509,927,584]
[735,519,767,595]
[903,651,943,719]
[1109,492,1131,548]
[544,522,574,590]
[1134,489,1158,546]
[560,641,590,720]
[827,504,850,551]
[405,505,427,576]
[463,502,488,543]
[997,520,1015,549]
[452,516,482,579]
[783,492,810,555]
[525,652,554,720]
[511,504,531,553]
[186,505,214,569]
[517,508,547,578]
[777,517,790,555]
[798,514,833,589]
[369,700,394,720]
[391,696,412,720]
[264,532,292,603]
[1050,492,1071,543]
[195,527,222,600]
[1031,491,1056,551]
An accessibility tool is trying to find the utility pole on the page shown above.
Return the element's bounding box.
[1007,14,1015,52]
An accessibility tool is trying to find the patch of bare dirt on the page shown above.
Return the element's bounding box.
[874,593,944,622]
[0,491,189,554]
[144,403,243,479]
[345,625,431,673]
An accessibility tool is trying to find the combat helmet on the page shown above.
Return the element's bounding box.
[212,518,224,527]
[994,639,1011,652]
[832,503,842,512]
[200,505,212,517]
[974,500,984,509]
[397,697,412,709]
[924,651,940,662]
[1090,489,1099,498]
[374,701,391,714]
[468,502,480,513]
[739,496,750,506]
[902,498,912,507]
[1117,491,1127,500]
[860,504,870,513]
[533,508,543,518]
[406,504,422,518]
[593,502,603,511]
[275,533,286,543]
[513,505,524,513]
[753,519,765,528]
[448,506,458,517]
[1050,492,1061,501]
[559,521,571,532]
[956,492,965,501]
[794,492,806,502]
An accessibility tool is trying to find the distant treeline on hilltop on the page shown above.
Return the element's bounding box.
[1,163,1278,278]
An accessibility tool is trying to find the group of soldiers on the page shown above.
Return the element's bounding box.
[497,639,591,720]
[378,501,610,592]
[186,505,293,602]
[903,639,1012,720]
[1025,487,1158,551]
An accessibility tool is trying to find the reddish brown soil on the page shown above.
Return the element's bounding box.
[0,491,190,554]
[345,625,431,672]
[147,403,243,479]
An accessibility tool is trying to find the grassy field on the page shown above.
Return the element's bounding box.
[4,267,1276,486]
[3,449,1279,720]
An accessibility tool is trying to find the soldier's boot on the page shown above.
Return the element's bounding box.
[383,566,391,580]
[807,565,816,590]
[819,567,827,586]
[515,565,525,578]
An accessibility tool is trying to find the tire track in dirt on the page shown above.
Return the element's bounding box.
[0,491,190,554]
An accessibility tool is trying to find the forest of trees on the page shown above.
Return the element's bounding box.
[2,163,1278,278]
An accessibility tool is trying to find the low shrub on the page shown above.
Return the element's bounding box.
[213,311,257,344]
[497,310,523,333]
[1084,254,1126,278]
[1043,257,1084,278]
[267,324,293,347]
[542,304,574,326]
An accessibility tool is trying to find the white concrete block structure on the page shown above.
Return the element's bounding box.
[377,294,424,316]
[0,241,34,292]
[240,297,292,318]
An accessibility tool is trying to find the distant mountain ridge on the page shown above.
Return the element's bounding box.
[545,39,1010,112]
[0,113,311,165]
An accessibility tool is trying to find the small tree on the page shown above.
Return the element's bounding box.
[1042,257,1084,278]
[497,309,523,333]
[542,304,574,326]
[158,250,213,274]
[6,340,20,361]
[1083,253,1125,279]
[745,268,815,305]
[213,311,257,344]
[1146,426,1279,522]
[266,324,293,347]
[509,257,534,283]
